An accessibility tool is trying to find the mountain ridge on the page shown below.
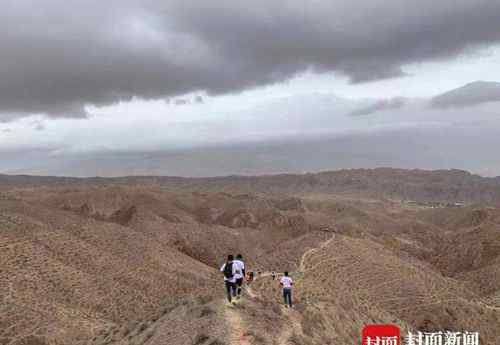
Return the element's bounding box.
[430,80,500,108]
[2,168,500,204]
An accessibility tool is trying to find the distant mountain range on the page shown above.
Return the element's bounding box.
[3,167,500,204]
[430,81,500,108]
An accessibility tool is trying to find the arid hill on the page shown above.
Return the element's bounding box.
[1,168,499,345]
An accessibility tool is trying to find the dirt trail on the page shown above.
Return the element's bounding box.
[298,233,336,272]
[223,283,261,345]
[224,304,252,345]
[246,285,258,299]
[276,308,304,345]
[477,300,500,311]
[223,234,337,345]
[276,233,336,344]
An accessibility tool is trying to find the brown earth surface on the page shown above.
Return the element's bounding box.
[0,168,499,345]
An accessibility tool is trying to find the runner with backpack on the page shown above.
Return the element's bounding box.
[233,254,246,299]
[220,255,237,304]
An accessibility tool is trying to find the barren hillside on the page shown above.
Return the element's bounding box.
[1,169,499,344]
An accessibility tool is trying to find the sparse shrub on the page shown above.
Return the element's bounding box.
[119,325,131,337]
[246,331,267,344]
[192,334,210,345]
[142,329,155,343]
[301,309,326,337]
[195,295,214,305]
[288,334,314,345]
[199,306,215,318]
[15,336,47,345]
[138,322,148,333]
[271,304,282,316]
[130,329,155,345]
[381,235,400,250]
[207,340,226,345]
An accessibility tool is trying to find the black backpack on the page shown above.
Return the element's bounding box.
[223,262,233,279]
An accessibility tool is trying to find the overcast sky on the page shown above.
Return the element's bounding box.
[1,0,500,175]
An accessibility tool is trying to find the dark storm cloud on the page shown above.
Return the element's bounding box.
[1,0,500,121]
[349,97,407,116]
[430,81,500,108]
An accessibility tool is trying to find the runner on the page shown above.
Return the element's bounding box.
[220,255,237,304]
[233,254,246,299]
[271,271,276,280]
[247,271,254,283]
[280,271,293,308]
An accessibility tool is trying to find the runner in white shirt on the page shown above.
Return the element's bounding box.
[220,255,237,304]
[280,271,293,308]
[233,254,246,299]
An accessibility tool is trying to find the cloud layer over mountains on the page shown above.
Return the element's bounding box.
[2,0,500,119]
[349,97,407,116]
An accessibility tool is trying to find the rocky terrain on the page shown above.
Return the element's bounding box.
[1,168,499,345]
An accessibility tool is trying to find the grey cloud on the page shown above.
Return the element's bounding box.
[172,96,203,105]
[174,99,189,106]
[6,122,500,177]
[430,81,500,109]
[338,61,407,84]
[1,0,500,121]
[2,128,12,133]
[0,115,20,124]
[349,97,407,116]
[32,122,46,131]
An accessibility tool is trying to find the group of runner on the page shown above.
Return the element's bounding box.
[220,254,294,307]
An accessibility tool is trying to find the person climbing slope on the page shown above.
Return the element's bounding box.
[233,254,246,299]
[280,271,293,308]
[220,255,237,304]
